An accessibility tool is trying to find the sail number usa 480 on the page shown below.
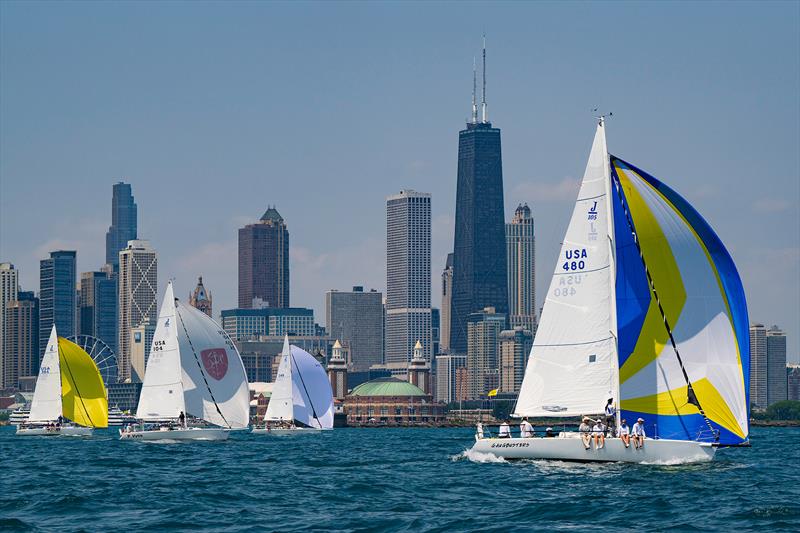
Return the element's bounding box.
[562,248,588,272]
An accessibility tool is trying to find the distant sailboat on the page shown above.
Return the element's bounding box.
[120,281,250,441]
[470,118,750,463]
[252,337,334,435]
[17,325,108,436]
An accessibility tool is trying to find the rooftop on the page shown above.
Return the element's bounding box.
[350,377,427,398]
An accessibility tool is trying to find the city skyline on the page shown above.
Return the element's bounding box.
[1,3,798,360]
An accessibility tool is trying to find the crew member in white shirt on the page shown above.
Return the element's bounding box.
[619,419,631,448]
[592,419,606,449]
[631,417,646,449]
[498,420,512,438]
[579,417,593,450]
[519,418,534,438]
[604,398,616,437]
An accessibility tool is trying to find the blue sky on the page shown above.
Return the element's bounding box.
[1,1,798,361]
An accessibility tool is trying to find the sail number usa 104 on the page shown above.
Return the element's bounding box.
[562,248,588,271]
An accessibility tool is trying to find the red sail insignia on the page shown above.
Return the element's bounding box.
[201,348,229,380]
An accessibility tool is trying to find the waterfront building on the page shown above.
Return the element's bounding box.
[466,306,506,399]
[234,336,335,384]
[221,307,315,340]
[506,203,537,333]
[0,263,19,382]
[189,276,213,317]
[450,44,508,354]
[498,326,533,393]
[435,353,467,404]
[407,340,431,395]
[79,268,118,355]
[107,382,143,412]
[767,326,787,405]
[440,253,454,353]
[238,207,289,309]
[118,240,157,383]
[105,182,138,270]
[750,323,789,408]
[343,377,444,425]
[2,292,38,388]
[328,340,349,400]
[39,250,77,355]
[788,365,800,401]
[385,190,432,366]
[129,319,155,383]
[325,286,384,371]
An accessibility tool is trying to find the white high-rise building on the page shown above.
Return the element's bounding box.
[0,263,20,383]
[750,323,789,409]
[435,353,467,404]
[506,203,536,333]
[118,240,158,383]
[385,190,432,368]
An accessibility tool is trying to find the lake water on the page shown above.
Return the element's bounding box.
[1,425,798,531]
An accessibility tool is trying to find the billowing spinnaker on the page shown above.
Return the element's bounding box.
[177,300,251,429]
[611,156,749,444]
[514,122,617,417]
[59,337,108,428]
[28,326,62,422]
[137,283,185,420]
[290,346,334,429]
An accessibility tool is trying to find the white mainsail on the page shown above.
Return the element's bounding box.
[136,282,185,420]
[264,337,294,422]
[28,325,62,422]
[176,299,251,429]
[514,121,618,417]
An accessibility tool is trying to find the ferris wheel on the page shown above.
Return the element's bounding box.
[66,334,119,386]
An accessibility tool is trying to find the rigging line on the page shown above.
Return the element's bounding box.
[611,169,718,442]
[176,305,231,429]
[290,351,323,429]
[57,341,96,428]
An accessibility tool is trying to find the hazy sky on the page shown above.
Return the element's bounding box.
[1,2,798,361]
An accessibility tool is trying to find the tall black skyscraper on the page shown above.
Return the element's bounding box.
[105,182,138,269]
[450,41,508,354]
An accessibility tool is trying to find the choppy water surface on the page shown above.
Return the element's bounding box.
[1,426,798,531]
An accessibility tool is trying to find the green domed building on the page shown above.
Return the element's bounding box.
[344,377,445,425]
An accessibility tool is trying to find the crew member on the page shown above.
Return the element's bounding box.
[519,418,534,438]
[476,422,484,440]
[604,398,616,436]
[498,420,512,438]
[593,419,606,449]
[579,417,593,450]
[619,419,631,448]
[631,417,646,449]
[178,411,186,428]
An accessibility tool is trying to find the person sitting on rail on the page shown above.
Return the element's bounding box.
[619,419,631,448]
[545,427,556,438]
[498,420,512,438]
[592,419,606,449]
[579,417,593,450]
[631,417,646,449]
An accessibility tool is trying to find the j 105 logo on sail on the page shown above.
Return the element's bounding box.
[201,348,228,380]
[587,201,598,220]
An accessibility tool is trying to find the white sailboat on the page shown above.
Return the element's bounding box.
[252,337,334,436]
[471,118,750,463]
[120,281,250,441]
[17,325,108,436]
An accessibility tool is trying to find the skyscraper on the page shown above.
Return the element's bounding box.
[450,42,508,354]
[788,365,800,402]
[2,291,38,388]
[498,326,534,394]
[440,253,454,353]
[80,268,118,354]
[0,263,19,381]
[466,306,506,399]
[189,276,213,317]
[238,207,289,309]
[506,203,536,333]
[105,182,138,270]
[767,325,787,405]
[39,251,77,355]
[385,190,432,366]
[435,353,467,403]
[750,323,767,408]
[325,286,384,370]
[118,240,158,383]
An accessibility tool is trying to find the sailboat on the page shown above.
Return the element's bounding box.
[17,325,108,436]
[471,118,750,463]
[252,337,334,435]
[120,281,250,441]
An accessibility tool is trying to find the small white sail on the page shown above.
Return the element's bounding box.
[289,346,334,429]
[176,300,251,429]
[515,122,618,417]
[265,337,295,422]
[28,325,62,422]
[136,282,185,420]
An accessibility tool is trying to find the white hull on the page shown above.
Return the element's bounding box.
[470,435,715,464]
[119,426,230,441]
[16,425,94,437]
[251,426,325,436]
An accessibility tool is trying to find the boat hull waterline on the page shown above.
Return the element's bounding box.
[119,427,230,441]
[470,436,716,463]
[16,426,94,437]
[251,427,326,436]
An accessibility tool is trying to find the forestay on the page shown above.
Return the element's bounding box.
[514,122,618,417]
[28,326,63,422]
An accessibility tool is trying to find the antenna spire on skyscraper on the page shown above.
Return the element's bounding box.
[481,34,488,123]
[471,56,478,124]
